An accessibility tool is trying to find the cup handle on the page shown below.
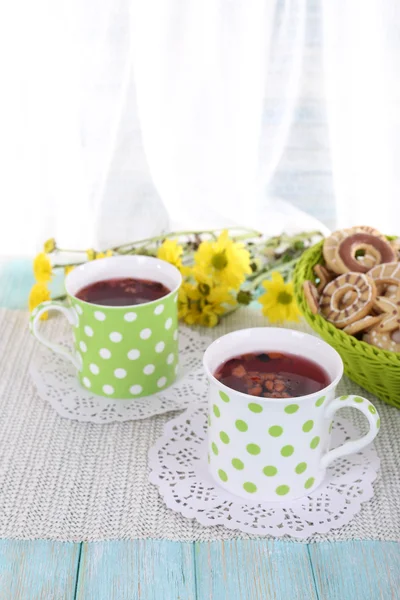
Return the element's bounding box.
[320,394,380,469]
[29,301,81,370]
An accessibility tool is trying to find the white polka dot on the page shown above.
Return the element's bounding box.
[124,312,137,322]
[175,364,179,375]
[155,341,165,353]
[83,377,91,388]
[174,294,178,303]
[94,311,106,321]
[99,348,111,359]
[84,326,93,337]
[128,349,140,360]
[75,304,83,315]
[157,376,167,388]
[114,368,127,379]
[79,341,87,352]
[154,304,164,315]
[89,363,100,375]
[103,384,114,395]
[143,364,155,375]
[167,353,174,365]
[130,384,143,395]
[140,328,152,340]
[109,332,122,343]
[165,318,173,330]
[173,330,178,341]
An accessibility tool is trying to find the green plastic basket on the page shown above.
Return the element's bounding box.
[293,240,400,408]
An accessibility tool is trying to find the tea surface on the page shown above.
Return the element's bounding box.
[214,351,329,398]
[76,277,170,306]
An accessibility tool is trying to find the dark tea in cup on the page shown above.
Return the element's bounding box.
[76,277,170,307]
[214,351,329,398]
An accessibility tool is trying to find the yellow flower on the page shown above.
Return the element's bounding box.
[29,283,51,320]
[33,253,52,283]
[194,230,251,290]
[43,238,56,253]
[96,250,113,259]
[157,239,183,269]
[258,271,300,323]
[86,249,113,260]
[64,265,75,275]
[178,281,235,327]
[197,286,236,327]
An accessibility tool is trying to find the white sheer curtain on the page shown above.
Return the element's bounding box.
[1,0,318,256]
[322,0,400,234]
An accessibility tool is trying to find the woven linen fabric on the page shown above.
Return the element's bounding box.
[0,307,399,542]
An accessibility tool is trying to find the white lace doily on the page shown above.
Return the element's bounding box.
[29,327,210,423]
[149,403,380,538]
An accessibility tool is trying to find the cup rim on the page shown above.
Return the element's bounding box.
[203,327,344,403]
[64,254,182,310]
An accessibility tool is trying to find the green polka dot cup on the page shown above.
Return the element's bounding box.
[203,328,380,502]
[29,256,181,398]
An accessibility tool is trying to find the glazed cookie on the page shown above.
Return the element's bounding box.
[364,327,400,353]
[319,272,377,328]
[334,233,396,275]
[367,262,400,290]
[313,264,334,293]
[303,281,319,315]
[372,288,400,332]
[343,314,383,336]
[322,226,384,274]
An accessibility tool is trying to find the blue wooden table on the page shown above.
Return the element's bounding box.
[0,259,399,600]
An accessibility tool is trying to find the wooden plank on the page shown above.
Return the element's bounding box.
[76,540,196,600]
[0,540,80,600]
[309,541,400,600]
[194,540,318,600]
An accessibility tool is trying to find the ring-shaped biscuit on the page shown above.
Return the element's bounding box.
[319,273,377,328]
[323,226,385,274]
[334,233,396,274]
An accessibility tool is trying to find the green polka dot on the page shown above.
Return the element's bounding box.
[281,445,294,457]
[243,482,257,494]
[246,443,261,455]
[310,436,320,449]
[354,397,364,403]
[339,395,349,401]
[276,485,290,496]
[315,396,326,407]
[213,404,220,417]
[220,431,230,444]
[377,418,381,429]
[235,419,248,432]
[219,391,230,403]
[295,462,307,474]
[305,477,315,489]
[268,425,283,437]
[302,420,314,433]
[232,458,244,470]
[368,404,377,414]
[263,466,278,477]
[218,469,228,482]
[285,404,299,414]
[248,402,263,413]
[211,442,219,456]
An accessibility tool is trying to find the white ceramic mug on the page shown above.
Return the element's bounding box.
[203,328,380,502]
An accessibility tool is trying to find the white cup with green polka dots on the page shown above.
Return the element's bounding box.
[203,328,380,502]
[29,255,181,399]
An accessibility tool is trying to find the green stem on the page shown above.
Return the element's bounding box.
[112,227,262,251]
